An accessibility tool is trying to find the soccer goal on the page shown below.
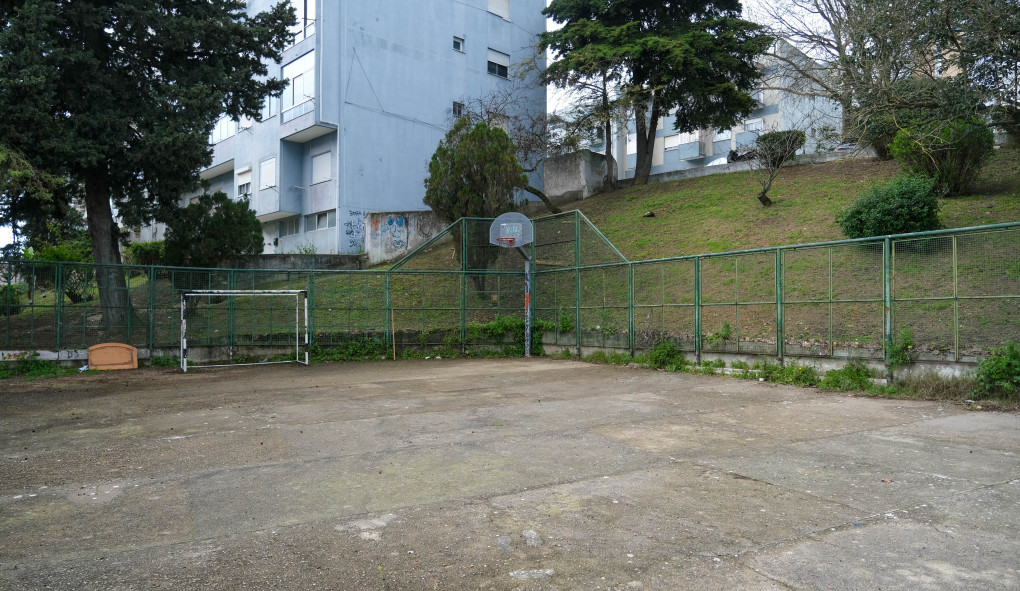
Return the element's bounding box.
[180,290,309,372]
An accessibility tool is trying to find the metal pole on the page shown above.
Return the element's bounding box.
[776,248,784,363]
[952,236,959,362]
[180,292,187,372]
[524,256,531,357]
[694,257,701,362]
[628,263,635,357]
[883,237,893,365]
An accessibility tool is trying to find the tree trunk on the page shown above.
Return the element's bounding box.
[524,185,561,214]
[601,75,616,190]
[83,172,131,333]
[756,191,773,207]
[632,97,660,186]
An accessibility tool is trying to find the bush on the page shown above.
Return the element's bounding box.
[837,175,941,239]
[163,191,263,268]
[125,241,164,266]
[819,361,874,392]
[756,130,806,169]
[889,117,994,195]
[974,341,1020,400]
[647,341,686,370]
[1,283,24,314]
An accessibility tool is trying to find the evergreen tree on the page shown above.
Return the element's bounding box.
[542,0,771,185]
[424,118,528,222]
[0,1,294,329]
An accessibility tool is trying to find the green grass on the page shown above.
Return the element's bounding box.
[564,149,1020,260]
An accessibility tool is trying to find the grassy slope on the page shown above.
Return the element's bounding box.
[562,148,1020,260]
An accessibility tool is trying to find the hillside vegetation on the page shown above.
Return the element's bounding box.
[561,148,1020,261]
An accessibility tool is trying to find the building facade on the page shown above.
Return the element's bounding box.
[140,0,545,255]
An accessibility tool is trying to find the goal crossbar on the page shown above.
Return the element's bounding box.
[180,289,309,372]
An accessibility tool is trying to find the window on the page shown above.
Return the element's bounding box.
[282,51,316,122]
[259,158,277,190]
[210,116,236,144]
[664,134,680,151]
[715,129,732,141]
[752,89,765,106]
[453,37,464,52]
[452,101,464,117]
[305,210,336,231]
[288,0,316,44]
[678,131,699,145]
[744,118,764,132]
[261,94,279,121]
[487,0,509,19]
[237,170,252,198]
[311,152,331,185]
[238,116,254,131]
[279,217,300,237]
[487,49,509,79]
[626,132,637,154]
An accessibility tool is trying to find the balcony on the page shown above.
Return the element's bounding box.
[255,187,301,222]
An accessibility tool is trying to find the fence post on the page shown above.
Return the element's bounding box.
[385,271,392,355]
[148,266,156,352]
[952,235,959,362]
[883,237,893,365]
[575,212,581,355]
[628,263,635,357]
[775,248,784,363]
[55,262,63,351]
[307,271,315,348]
[694,257,701,363]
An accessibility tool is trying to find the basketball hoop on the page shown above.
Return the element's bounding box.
[495,236,516,248]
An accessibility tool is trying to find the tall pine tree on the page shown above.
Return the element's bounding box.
[0,1,294,329]
[542,0,771,185]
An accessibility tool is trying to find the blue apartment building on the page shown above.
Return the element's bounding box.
[165,0,546,255]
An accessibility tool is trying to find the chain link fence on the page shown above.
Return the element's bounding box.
[2,215,1017,364]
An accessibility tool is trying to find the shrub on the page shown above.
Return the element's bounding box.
[756,130,806,169]
[647,341,686,370]
[974,341,1020,400]
[819,361,874,392]
[1,283,24,314]
[837,175,941,239]
[163,191,263,268]
[125,241,164,266]
[759,362,819,386]
[889,117,994,195]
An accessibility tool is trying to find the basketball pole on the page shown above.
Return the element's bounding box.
[515,246,532,357]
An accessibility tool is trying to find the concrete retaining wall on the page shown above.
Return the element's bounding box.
[543,150,612,205]
[364,211,446,266]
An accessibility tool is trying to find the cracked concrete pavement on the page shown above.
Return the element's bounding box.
[1,358,1017,590]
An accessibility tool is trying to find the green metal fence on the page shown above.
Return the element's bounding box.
[2,213,1018,364]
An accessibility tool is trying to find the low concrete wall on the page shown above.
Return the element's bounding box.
[224,254,366,271]
[544,150,612,205]
[364,210,446,266]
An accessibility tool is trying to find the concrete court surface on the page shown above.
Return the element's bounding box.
[0,358,1017,590]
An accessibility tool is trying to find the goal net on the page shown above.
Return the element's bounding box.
[180,290,309,372]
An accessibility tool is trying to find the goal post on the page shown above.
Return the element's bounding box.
[180,289,309,372]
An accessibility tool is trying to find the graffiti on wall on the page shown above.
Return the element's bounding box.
[344,210,366,251]
[370,214,409,251]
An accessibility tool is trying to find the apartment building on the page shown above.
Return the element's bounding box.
[145,0,545,255]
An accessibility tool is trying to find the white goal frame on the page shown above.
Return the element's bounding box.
[180,290,309,372]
